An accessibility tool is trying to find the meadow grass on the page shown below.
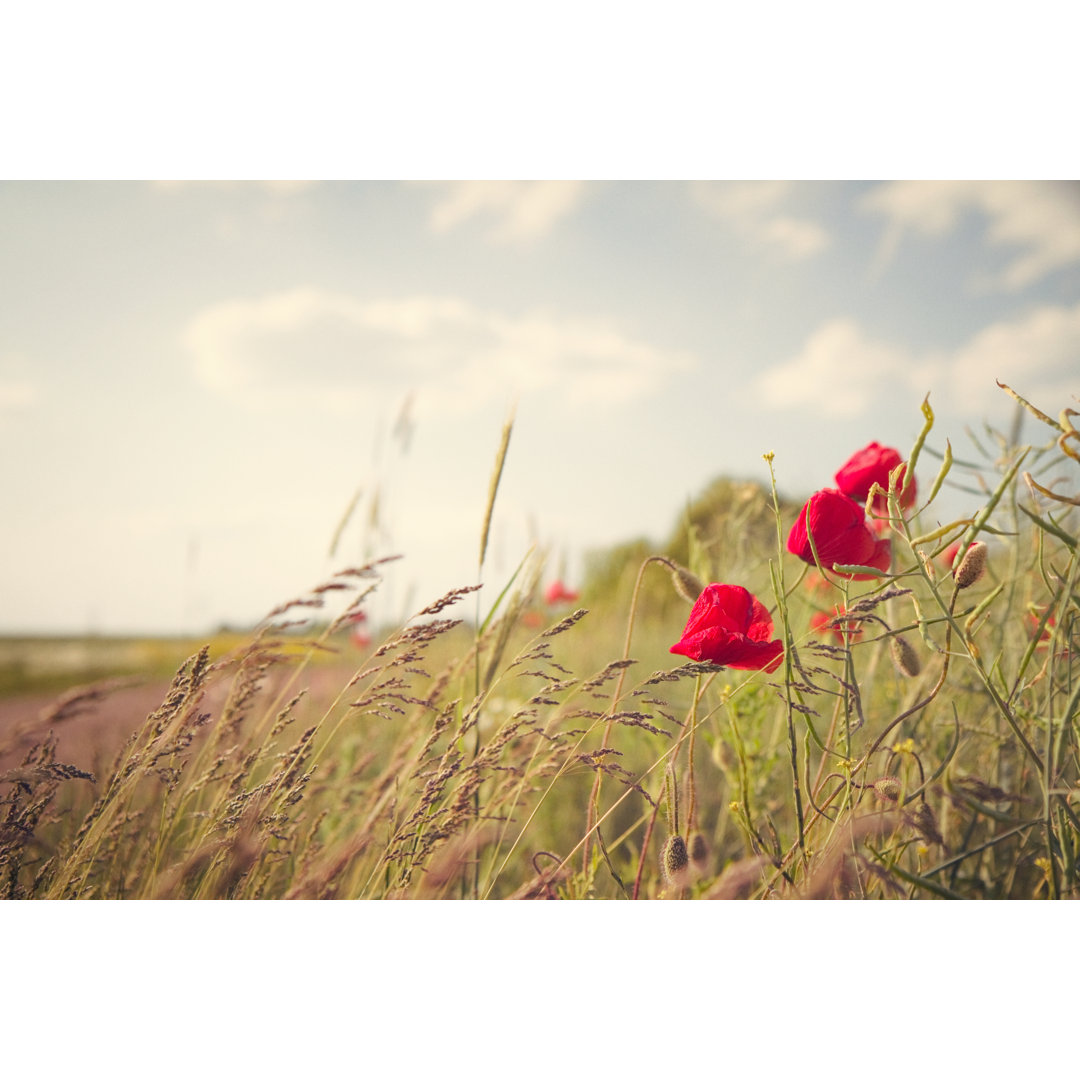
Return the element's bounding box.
[2,384,1077,899]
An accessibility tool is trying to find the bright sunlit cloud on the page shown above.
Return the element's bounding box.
[755,301,1080,417]
[185,288,696,415]
[691,180,830,260]
[863,180,1080,290]
[416,180,588,242]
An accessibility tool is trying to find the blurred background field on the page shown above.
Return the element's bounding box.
[0,632,249,699]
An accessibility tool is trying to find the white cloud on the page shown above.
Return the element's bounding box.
[862,180,1080,290]
[691,181,830,261]
[755,302,1080,417]
[755,319,924,417]
[947,303,1080,408]
[185,288,695,415]
[416,181,587,242]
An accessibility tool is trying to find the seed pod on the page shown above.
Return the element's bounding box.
[953,541,988,590]
[890,635,921,677]
[662,834,690,885]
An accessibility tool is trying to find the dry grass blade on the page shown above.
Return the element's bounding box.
[478,406,515,570]
[328,486,363,558]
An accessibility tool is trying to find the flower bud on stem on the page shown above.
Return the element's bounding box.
[953,541,988,590]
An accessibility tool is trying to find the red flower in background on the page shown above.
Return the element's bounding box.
[544,580,580,605]
[810,606,862,644]
[787,489,891,579]
[942,540,974,569]
[350,627,372,649]
[835,442,916,514]
[670,584,784,672]
[1027,609,1056,647]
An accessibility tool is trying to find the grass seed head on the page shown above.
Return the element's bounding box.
[906,801,944,848]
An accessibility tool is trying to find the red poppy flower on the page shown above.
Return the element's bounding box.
[941,540,976,569]
[350,628,372,649]
[669,583,784,672]
[544,580,580,605]
[835,442,916,514]
[810,606,862,644]
[941,541,962,567]
[787,489,892,579]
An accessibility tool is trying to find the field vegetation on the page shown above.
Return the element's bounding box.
[2,383,1077,899]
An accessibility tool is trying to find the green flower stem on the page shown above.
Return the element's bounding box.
[765,455,806,863]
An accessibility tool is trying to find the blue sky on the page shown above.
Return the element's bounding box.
[2,180,1079,634]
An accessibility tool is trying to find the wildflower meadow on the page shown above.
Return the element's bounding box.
[2,381,1077,899]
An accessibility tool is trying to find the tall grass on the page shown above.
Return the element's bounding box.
[2,384,1077,899]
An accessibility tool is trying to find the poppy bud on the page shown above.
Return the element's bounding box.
[890,635,921,678]
[873,777,902,803]
[670,563,705,605]
[953,541,987,590]
[661,835,690,886]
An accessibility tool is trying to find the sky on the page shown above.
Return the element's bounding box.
[2,180,1079,635]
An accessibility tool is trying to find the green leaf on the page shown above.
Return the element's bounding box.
[1017,503,1077,551]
